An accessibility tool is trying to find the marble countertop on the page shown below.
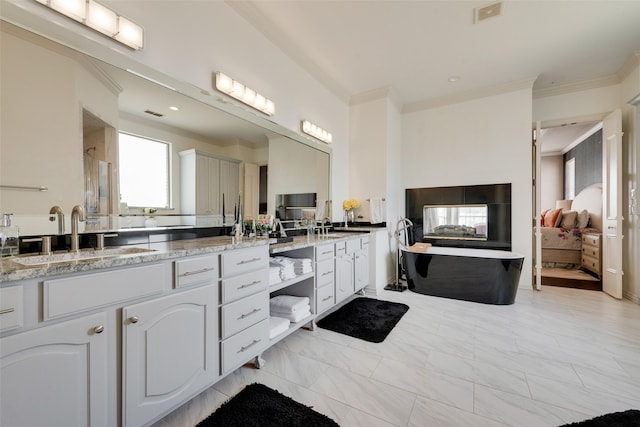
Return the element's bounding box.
[0,236,268,284]
[268,231,368,254]
[333,226,387,232]
[1,231,370,284]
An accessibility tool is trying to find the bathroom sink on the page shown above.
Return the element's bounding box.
[12,247,156,266]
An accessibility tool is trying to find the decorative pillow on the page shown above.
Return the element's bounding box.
[543,208,563,228]
[540,208,550,225]
[560,210,578,228]
[576,209,590,228]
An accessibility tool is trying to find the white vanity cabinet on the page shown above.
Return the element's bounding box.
[315,242,336,314]
[354,236,370,292]
[335,240,355,304]
[219,246,270,374]
[122,284,218,427]
[1,310,110,427]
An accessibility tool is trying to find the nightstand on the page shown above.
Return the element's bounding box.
[581,232,602,277]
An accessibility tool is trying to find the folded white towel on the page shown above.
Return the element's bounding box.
[270,307,311,323]
[370,197,385,224]
[269,266,282,285]
[269,316,290,339]
[270,295,310,313]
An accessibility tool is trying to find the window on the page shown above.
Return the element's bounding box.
[118,132,170,208]
[565,157,575,199]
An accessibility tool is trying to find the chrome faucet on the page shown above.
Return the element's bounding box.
[70,205,86,253]
[49,205,65,235]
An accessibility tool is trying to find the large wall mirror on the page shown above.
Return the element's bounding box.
[0,22,330,237]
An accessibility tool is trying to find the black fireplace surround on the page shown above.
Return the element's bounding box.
[405,183,511,251]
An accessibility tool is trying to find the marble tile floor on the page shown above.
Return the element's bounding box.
[152,286,640,427]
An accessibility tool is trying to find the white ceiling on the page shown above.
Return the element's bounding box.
[538,122,600,155]
[229,0,640,106]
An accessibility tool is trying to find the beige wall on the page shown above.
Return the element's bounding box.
[541,155,564,211]
[0,25,119,235]
[401,89,534,288]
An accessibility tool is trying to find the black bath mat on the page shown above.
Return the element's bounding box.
[559,409,640,426]
[196,383,339,427]
[316,297,409,343]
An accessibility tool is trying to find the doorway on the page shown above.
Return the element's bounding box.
[537,121,603,290]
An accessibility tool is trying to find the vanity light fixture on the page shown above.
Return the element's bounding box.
[301,120,332,144]
[214,72,275,116]
[33,0,144,50]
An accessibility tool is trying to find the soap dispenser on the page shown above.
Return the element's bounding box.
[0,213,19,257]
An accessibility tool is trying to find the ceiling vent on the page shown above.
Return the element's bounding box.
[144,109,164,117]
[474,1,503,23]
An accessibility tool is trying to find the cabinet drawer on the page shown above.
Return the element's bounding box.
[222,269,268,303]
[174,255,218,288]
[44,263,166,320]
[0,286,23,331]
[316,259,335,288]
[316,284,335,314]
[335,242,346,255]
[581,246,600,259]
[221,291,268,339]
[221,247,268,278]
[316,243,335,261]
[221,318,269,374]
[582,234,600,247]
[346,238,359,254]
[581,255,600,274]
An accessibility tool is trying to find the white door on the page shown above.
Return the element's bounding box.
[123,285,218,427]
[532,122,542,291]
[244,162,260,220]
[602,109,624,299]
[1,313,109,427]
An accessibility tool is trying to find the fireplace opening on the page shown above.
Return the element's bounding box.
[423,204,487,241]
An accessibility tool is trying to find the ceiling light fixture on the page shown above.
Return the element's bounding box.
[448,76,461,83]
[214,72,275,116]
[34,0,144,50]
[301,120,332,144]
[169,106,179,111]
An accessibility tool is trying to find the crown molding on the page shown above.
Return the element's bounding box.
[349,86,402,110]
[402,77,536,114]
[618,50,640,81]
[533,74,620,99]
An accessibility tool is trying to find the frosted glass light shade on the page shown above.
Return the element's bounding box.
[50,0,86,22]
[115,16,144,50]
[87,0,117,36]
[214,72,275,116]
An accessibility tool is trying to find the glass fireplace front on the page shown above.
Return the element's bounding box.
[423,204,488,240]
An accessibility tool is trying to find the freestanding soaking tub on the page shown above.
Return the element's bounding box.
[401,246,524,305]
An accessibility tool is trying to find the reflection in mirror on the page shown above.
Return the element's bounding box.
[0,21,330,238]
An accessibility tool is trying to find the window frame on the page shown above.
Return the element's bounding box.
[118,131,172,209]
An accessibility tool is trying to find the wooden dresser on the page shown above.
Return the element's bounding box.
[581,232,602,278]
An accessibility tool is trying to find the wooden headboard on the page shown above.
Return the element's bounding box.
[572,183,603,231]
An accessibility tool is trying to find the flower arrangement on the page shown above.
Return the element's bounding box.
[342,198,361,211]
[143,207,158,217]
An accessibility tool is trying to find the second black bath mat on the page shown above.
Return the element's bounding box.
[316,297,409,343]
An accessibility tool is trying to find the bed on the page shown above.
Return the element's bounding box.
[540,183,602,268]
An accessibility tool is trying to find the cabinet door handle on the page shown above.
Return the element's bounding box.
[238,280,261,289]
[321,250,333,255]
[322,295,333,302]
[94,325,104,334]
[180,267,214,277]
[238,257,261,265]
[0,307,15,315]
[129,316,140,324]
[321,271,333,276]
[238,308,261,320]
[237,339,261,353]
